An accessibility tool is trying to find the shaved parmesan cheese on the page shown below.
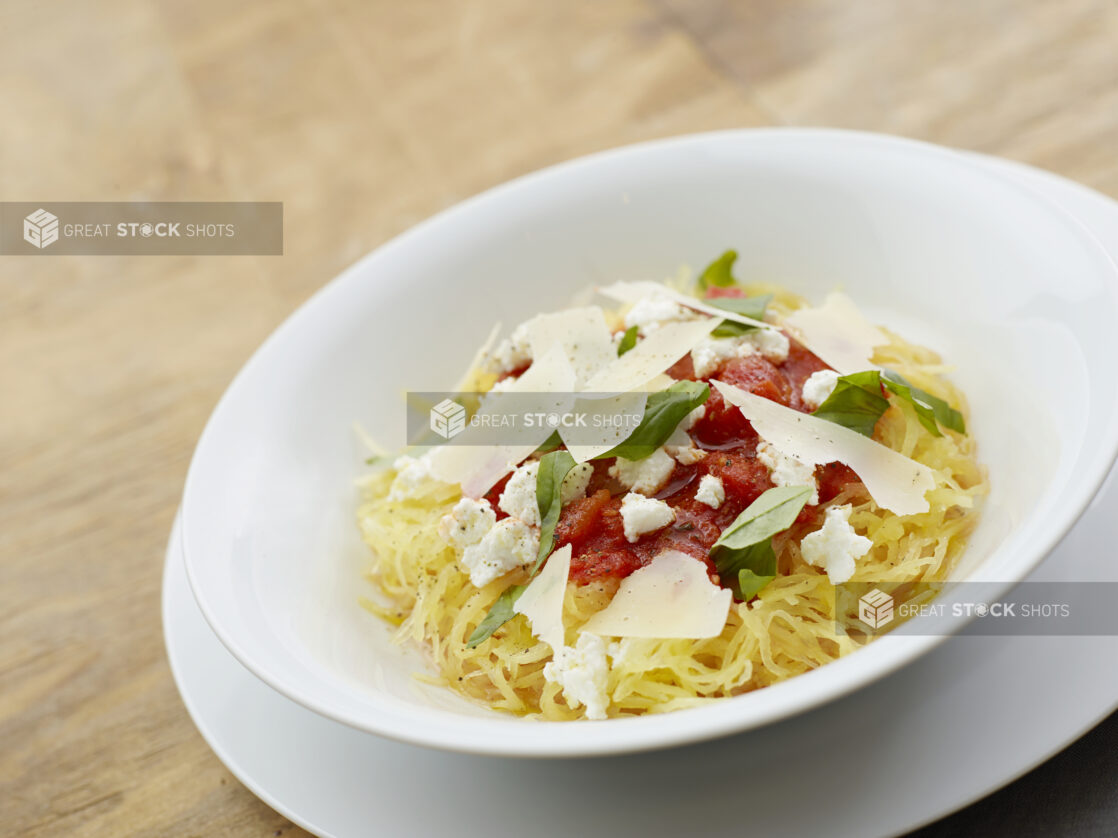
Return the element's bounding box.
[580,550,731,639]
[598,280,776,332]
[581,317,717,394]
[491,340,577,395]
[561,356,703,464]
[525,307,615,386]
[444,448,525,502]
[426,345,577,496]
[514,544,572,652]
[783,292,888,375]
[637,373,676,392]
[453,321,502,393]
[712,380,934,515]
[560,391,649,463]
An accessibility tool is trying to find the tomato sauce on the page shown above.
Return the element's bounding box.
[553,327,863,586]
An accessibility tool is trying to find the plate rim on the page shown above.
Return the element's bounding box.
[163,506,1118,838]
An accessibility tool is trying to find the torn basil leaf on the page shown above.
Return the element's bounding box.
[811,369,966,438]
[466,584,526,648]
[707,294,771,321]
[697,249,740,291]
[468,449,577,647]
[532,450,576,575]
[708,294,773,338]
[711,486,812,600]
[617,325,639,356]
[696,249,771,335]
[882,370,966,435]
[810,370,890,437]
[714,485,812,552]
[534,430,563,455]
[722,541,777,601]
[596,380,710,461]
[736,567,775,602]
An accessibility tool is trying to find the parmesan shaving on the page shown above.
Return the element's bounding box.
[637,373,676,392]
[524,307,615,386]
[513,544,572,652]
[598,280,775,332]
[453,321,501,393]
[560,391,649,463]
[560,373,675,462]
[581,317,717,394]
[580,550,731,639]
[712,380,934,515]
[427,345,577,496]
[782,291,888,374]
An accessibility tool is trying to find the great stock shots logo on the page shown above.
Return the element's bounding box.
[23,208,59,249]
[429,398,467,440]
[858,588,895,630]
[2,202,283,254]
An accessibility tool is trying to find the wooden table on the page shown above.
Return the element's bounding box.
[4,1,1117,835]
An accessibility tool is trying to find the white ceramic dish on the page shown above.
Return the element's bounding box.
[162,158,1118,837]
[181,130,1118,757]
[164,461,1118,838]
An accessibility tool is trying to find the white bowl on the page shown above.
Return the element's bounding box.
[182,129,1118,757]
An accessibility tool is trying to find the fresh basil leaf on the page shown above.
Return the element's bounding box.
[534,430,563,455]
[713,485,813,554]
[465,584,526,648]
[617,325,639,356]
[880,374,940,436]
[698,249,739,291]
[736,568,776,602]
[711,485,811,599]
[882,370,966,435]
[811,369,966,438]
[468,449,578,646]
[708,294,773,338]
[596,380,710,461]
[810,370,890,437]
[533,450,576,574]
[697,250,769,334]
[722,541,776,600]
[707,294,771,321]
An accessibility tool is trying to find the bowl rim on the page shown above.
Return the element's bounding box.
[181,127,1118,757]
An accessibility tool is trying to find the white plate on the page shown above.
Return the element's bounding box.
[163,155,1118,837]
[179,129,1118,755]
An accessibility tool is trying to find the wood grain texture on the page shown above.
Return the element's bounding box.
[1,1,1115,835]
